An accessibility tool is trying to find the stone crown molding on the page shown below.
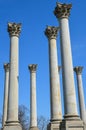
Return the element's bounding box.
[4,63,10,72]
[54,2,72,19]
[8,22,21,37]
[74,66,83,75]
[45,26,59,40]
[28,64,37,72]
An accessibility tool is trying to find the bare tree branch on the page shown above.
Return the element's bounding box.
[37,116,49,130]
[18,105,30,130]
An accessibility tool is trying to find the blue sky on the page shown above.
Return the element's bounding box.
[0,0,86,119]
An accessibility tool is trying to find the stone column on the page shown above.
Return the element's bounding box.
[28,64,38,130]
[45,26,62,129]
[54,3,78,118]
[54,3,85,130]
[3,23,22,130]
[74,66,86,124]
[2,63,9,127]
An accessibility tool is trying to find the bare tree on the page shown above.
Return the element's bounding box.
[18,105,49,130]
[18,105,29,130]
[37,116,49,130]
[0,105,47,130]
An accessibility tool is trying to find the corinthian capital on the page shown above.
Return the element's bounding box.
[8,22,21,37]
[54,3,72,19]
[45,26,59,40]
[74,66,83,75]
[28,64,37,72]
[4,63,10,72]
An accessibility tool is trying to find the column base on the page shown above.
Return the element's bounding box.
[29,126,39,130]
[84,124,86,130]
[2,121,22,130]
[60,115,85,130]
[47,119,62,130]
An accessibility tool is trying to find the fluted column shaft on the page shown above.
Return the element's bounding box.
[54,3,78,117]
[74,67,86,123]
[2,63,9,127]
[7,23,21,122]
[45,26,62,121]
[29,64,38,127]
